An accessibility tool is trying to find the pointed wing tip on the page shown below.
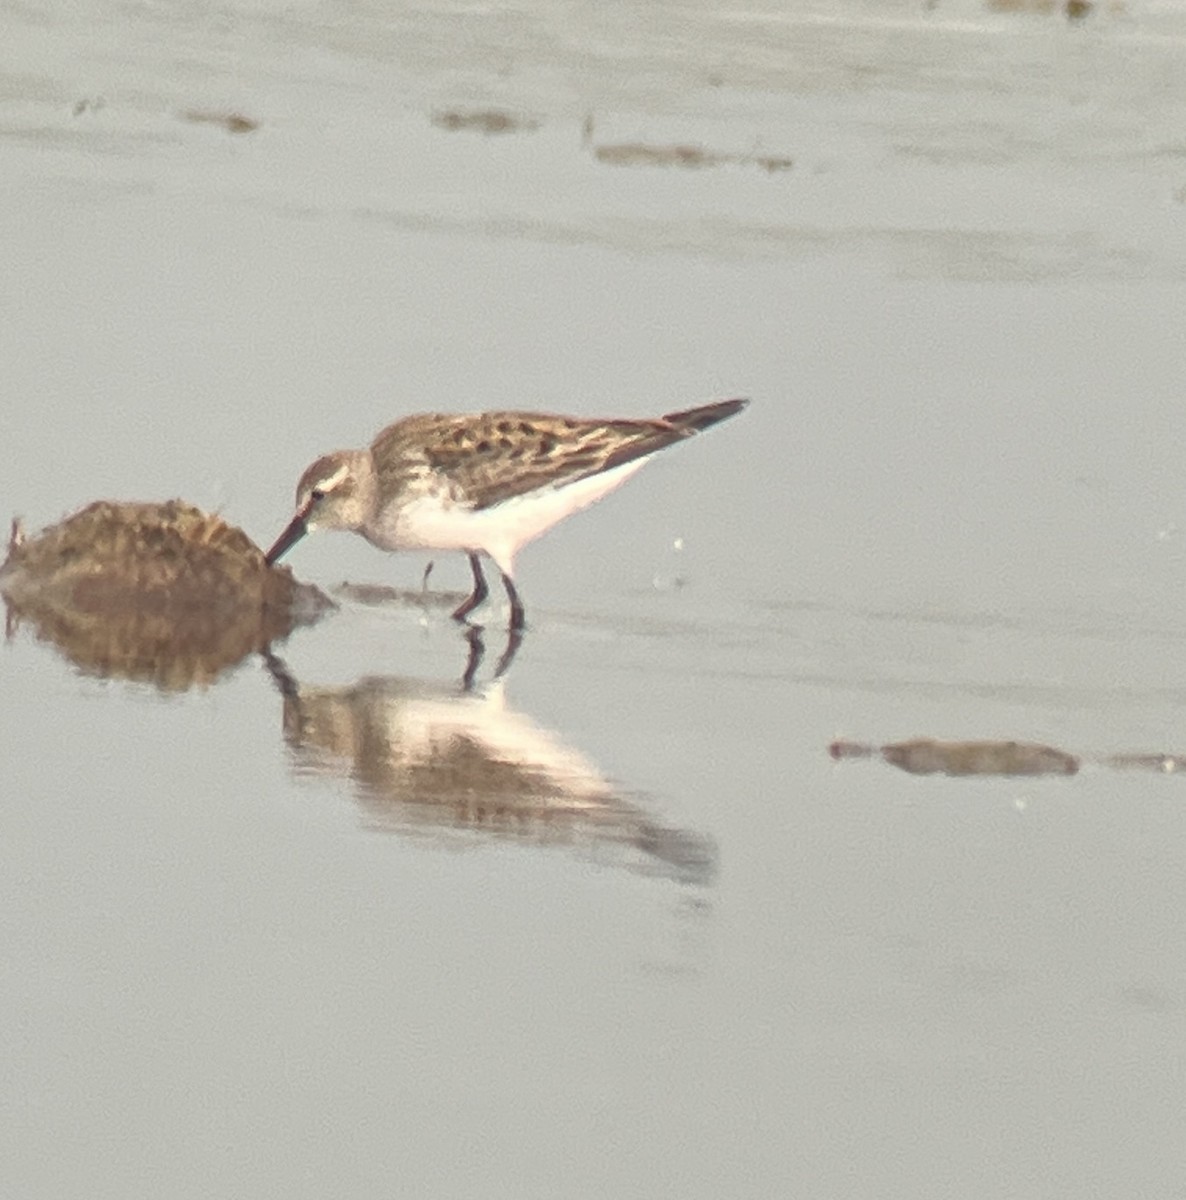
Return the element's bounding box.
[662,397,750,431]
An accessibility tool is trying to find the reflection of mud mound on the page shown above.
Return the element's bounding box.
[267,658,716,886]
[2,501,332,688]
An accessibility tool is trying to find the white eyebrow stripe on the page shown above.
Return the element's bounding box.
[319,462,351,492]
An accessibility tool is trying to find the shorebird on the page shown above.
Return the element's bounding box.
[264,398,747,630]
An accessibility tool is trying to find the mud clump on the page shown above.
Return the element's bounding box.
[832,738,1186,780]
[880,738,1079,777]
[2,500,332,689]
[830,737,1079,777]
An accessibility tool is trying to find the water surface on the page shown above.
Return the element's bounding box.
[4,1,1186,1196]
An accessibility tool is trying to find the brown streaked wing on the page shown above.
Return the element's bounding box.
[405,411,695,510]
[369,413,457,501]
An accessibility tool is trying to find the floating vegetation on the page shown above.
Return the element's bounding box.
[431,109,539,135]
[2,500,332,689]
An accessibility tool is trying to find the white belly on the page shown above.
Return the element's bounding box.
[379,456,652,574]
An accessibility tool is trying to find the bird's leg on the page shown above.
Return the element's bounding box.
[500,572,526,632]
[259,647,298,698]
[451,553,488,623]
[460,624,486,692]
[494,627,523,678]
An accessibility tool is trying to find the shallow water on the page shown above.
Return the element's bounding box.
[5,1,1186,1196]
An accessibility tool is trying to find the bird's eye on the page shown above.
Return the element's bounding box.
[310,486,326,501]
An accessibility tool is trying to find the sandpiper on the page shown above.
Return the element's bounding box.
[264,398,748,630]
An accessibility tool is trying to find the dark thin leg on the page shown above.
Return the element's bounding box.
[259,648,298,700]
[451,553,488,623]
[500,572,526,632]
[460,625,486,692]
[493,627,523,679]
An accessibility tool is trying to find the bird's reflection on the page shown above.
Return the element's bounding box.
[326,581,521,689]
[263,651,716,886]
[460,624,522,690]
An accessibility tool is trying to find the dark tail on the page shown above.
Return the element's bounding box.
[663,398,749,433]
[597,397,748,474]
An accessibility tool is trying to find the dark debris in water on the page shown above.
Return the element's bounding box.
[426,109,791,174]
[178,109,259,134]
[582,115,792,175]
[2,500,332,689]
[983,0,1098,18]
[431,109,539,135]
[594,142,725,170]
[591,139,792,175]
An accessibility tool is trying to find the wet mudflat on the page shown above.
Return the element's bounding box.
[5,1,1186,1197]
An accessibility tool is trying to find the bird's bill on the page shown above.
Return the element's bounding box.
[264,512,309,565]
